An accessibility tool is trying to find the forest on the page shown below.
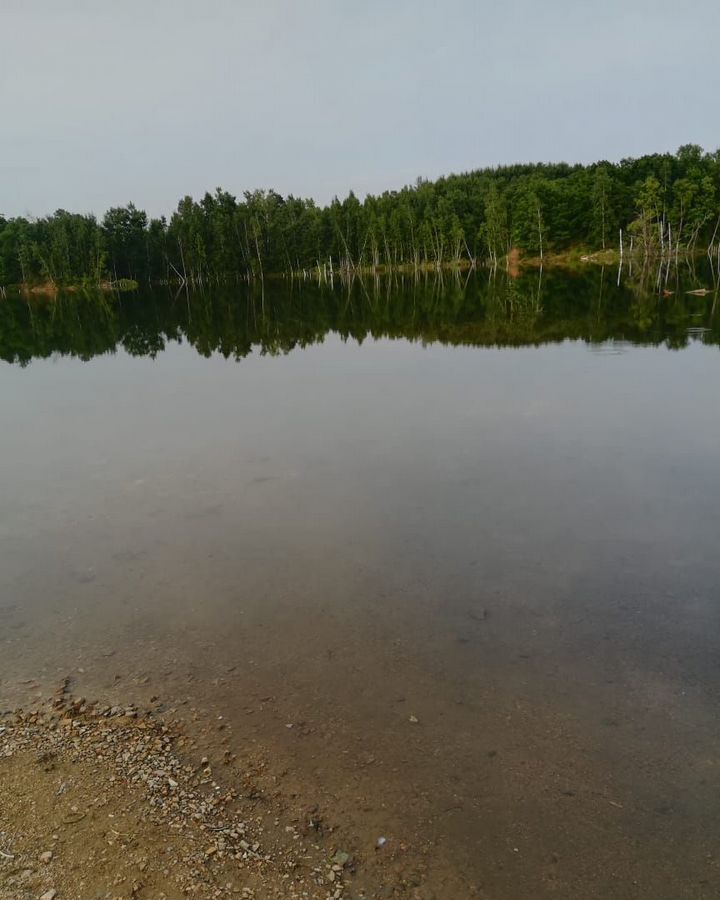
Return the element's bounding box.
[1,144,719,288]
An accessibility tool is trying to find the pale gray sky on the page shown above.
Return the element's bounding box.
[2,0,718,219]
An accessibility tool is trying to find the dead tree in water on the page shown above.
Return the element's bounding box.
[178,239,188,284]
[537,202,544,262]
[707,214,720,259]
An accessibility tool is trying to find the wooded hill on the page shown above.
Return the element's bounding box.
[1,145,719,287]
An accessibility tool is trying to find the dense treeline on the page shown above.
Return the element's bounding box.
[1,145,719,287]
[1,269,718,366]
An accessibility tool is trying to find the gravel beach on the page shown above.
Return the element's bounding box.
[1,683,436,900]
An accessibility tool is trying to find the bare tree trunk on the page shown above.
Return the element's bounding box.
[253,226,264,279]
[708,214,720,256]
[178,240,188,285]
[537,204,543,261]
[462,236,476,269]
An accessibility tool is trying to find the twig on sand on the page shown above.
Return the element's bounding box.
[61,813,87,825]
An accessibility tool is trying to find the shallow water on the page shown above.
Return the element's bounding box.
[2,269,720,897]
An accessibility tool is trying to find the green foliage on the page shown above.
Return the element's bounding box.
[1,145,719,287]
[102,203,148,282]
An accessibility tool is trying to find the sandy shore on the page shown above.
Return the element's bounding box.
[1,684,436,900]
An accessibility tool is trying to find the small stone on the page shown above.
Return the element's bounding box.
[332,850,351,867]
[39,850,53,864]
[40,892,58,900]
[409,715,419,724]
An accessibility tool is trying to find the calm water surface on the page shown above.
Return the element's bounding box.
[1,270,720,898]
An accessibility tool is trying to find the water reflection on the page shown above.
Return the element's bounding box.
[1,267,718,367]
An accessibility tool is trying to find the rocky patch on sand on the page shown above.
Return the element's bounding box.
[0,684,372,900]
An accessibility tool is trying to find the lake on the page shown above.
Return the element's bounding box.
[1,267,720,898]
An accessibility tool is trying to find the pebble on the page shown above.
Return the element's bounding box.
[39,850,53,863]
[40,891,57,900]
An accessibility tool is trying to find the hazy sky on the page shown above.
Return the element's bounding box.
[2,0,719,219]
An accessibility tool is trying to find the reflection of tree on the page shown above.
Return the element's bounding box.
[1,267,718,367]
[0,290,120,365]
